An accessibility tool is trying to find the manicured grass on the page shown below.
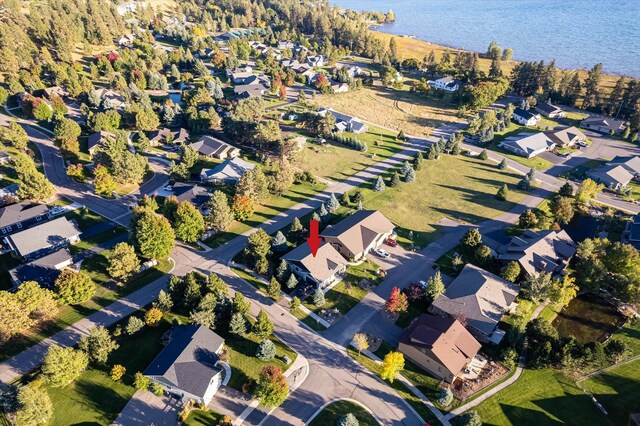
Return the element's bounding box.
[552,294,625,345]
[358,155,528,246]
[204,180,326,248]
[610,318,640,356]
[474,368,609,425]
[435,245,465,277]
[304,280,369,316]
[487,123,555,170]
[231,267,271,298]
[183,410,224,425]
[581,358,640,426]
[70,226,128,254]
[299,125,405,181]
[559,158,604,180]
[347,348,441,425]
[318,85,462,138]
[0,259,173,362]
[308,400,378,426]
[290,307,327,332]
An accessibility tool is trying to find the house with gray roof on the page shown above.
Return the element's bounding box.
[430,264,520,343]
[234,83,268,99]
[587,163,633,190]
[9,247,74,288]
[321,210,394,261]
[581,116,627,134]
[144,325,224,406]
[148,128,190,146]
[171,183,211,207]
[498,132,556,158]
[0,202,51,236]
[608,156,640,179]
[200,157,255,184]
[544,126,586,147]
[283,241,347,288]
[189,136,240,160]
[498,229,576,277]
[624,214,640,251]
[512,108,541,126]
[317,108,368,134]
[535,102,565,118]
[4,216,81,260]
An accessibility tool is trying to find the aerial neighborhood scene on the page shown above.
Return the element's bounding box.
[1,0,640,425]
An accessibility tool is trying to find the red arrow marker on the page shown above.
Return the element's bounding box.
[306,219,322,257]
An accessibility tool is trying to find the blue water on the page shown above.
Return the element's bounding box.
[332,0,640,77]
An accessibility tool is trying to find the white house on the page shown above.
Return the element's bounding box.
[512,108,542,126]
[428,77,459,92]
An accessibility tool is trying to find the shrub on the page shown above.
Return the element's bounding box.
[125,316,145,335]
[144,307,163,326]
[134,372,150,391]
[111,364,126,381]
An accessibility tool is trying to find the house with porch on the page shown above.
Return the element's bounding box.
[498,132,556,158]
[283,241,347,288]
[321,210,394,261]
[544,126,587,148]
[587,164,634,190]
[512,108,541,126]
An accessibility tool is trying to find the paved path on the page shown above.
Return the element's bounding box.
[112,391,181,426]
[445,301,549,419]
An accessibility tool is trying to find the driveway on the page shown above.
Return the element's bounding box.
[112,391,180,426]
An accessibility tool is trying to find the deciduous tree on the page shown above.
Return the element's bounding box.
[54,270,96,305]
[174,201,205,243]
[41,345,88,387]
[380,351,404,383]
[352,332,369,355]
[107,242,140,281]
[78,326,119,365]
[253,365,289,408]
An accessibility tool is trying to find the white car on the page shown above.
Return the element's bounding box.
[578,140,588,147]
[374,248,391,259]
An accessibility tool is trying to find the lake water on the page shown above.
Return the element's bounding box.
[332,0,640,77]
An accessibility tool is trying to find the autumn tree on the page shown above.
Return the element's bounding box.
[575,178,603,204]
[107,242,140,281]
[381,351,404,383]
[41,345,88,387]
[54,270,96,305]
[253,365,289,407]
[352,332,369,355]
[385,287,408,313]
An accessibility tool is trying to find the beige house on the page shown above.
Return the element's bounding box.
[321,210,394,261]
[283,241,346,287]
[430,264,520,343]
[544,126,587,147]
[498,229,576,277]
[399,314,481,383]
[189,136,240,160]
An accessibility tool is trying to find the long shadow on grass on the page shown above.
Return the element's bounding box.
[490,403,564,426]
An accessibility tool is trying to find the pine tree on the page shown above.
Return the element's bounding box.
[497,184,509,201]
[318,203,330,222]
[401,161,412,176]
[253,310,274,339]
[327,193,340,212]
[479,149,488,160]
[289,217,303,237]
[272,231,288,252]
[397,130,406,141]
[373,175,386,192]
[389,171,400,187]
[405,167,416,183]
[313,288,325,307]
[425,271,445,301]
[267,278,281,299]
[286,274,299,289]
[275,260,289,282]
[498,158,508,170]
[413,152,423,171]
[357,200,363,210]
[289,296,301,313]
[527,167,536,181]
[256,339,276,361]
[229,312,248,336]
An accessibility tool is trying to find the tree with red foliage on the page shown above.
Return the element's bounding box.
[385,287,408,313]
[278,84,287,101]
[315,74,330,93]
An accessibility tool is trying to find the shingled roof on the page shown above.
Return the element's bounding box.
[321,210,394,257]
[6,217,81,258]
[432,264,520,337]
[144,325,224,399]
[0,202,49,228]
[498,229,576,276]
[283,241,346,283]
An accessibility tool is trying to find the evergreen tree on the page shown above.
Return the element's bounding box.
[342,191,351,205]
[559,182,574,197]
[267,278,281,299]
[256,339,276,361]
[271,231,288,252]
[413,151,423,171]
[289,296,301,313]
[78,326,118,365]
[498,158,508,170]
[253,310,274,339]
[497,184,509,201]
[275,260,289,282]
[286,274,299,290]
[389,171,400,187]
[232,292,251,315]
[206,190,234,231]
[479,149,489,160]
[425,271,445,301]
[229,312,248,336]
[289,217,303,237]
[41,345,88,387]
[405,167,416,183]
[373,175,386,192]
[397,130,406,141]
[313,288,325,307]
[327,193,341,212]
[318,203,330,222]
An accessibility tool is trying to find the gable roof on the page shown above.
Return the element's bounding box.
[536,102,563,114]
[321,210,394,256]
[609,156,640,175]
[87,131,116,152]
[201,157,255,181]
[500,132,555,156]
[189,136,238,157]
[172,183,211,206]
[6,217,81,258]
[400,314,481,376]
[588,164,634,187]
[149,128,190,144]
[544,126,586,146]
[513,108,540,120]
[499,229,576,276]
[283,241,346,283]
[144,325,224,398]
[431,264,520,336]
[582,116,626,131]
[9,247,73,287]
[0,202,49,228]
[234,84,267,99]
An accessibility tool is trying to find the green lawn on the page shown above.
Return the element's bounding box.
[204,180,326,248]
[581,359,640,425]
[309,400,378,426]
[0,259,173,362]
[183,410,224,425]
[474,368,608,426]
[435,245,465,277]
[299,125,405,181]
[347,348,441,425]
[486,123,555,170]
[358,155,529,247]
[559,158,604,180]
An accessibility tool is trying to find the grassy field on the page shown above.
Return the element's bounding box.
[474,368,608,426]
[317,85,462,138]
[309,400,378,426]
[0,258,173,362]
[204,179,326,248]
[581,359,640,425]
[358,154,528,246]
[298,125,405,181]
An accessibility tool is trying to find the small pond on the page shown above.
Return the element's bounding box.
[553,293,626,344]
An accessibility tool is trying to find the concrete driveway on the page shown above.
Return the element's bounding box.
[112,391,180,426]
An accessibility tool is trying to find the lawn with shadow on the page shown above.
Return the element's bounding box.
[308,400,378,426]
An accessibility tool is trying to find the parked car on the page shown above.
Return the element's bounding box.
[374,248,391,259]
[384,237,398,247]
[578,140,588,147]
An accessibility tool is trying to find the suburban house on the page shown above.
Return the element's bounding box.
[0,151,11,165]
[4,217,81,261]
[318,108,368,134]
[535,102,565,118]
[306,55,326,67]
[277,41,295,50]
[330,82,350,94]
[608,156,640,179]
[42,86,69,100]
[623,214,640,251]
[0,202,51,235]
[228,66,255,84]
[171,183,212,207]
[428,77,459,92]
[148,128,190,146]
[88,131,116,157]
[144,325,225,406]
[512,108,541,126]
[581,116,627,134]
[498,132,556,158]
[398,314,481,383]
[430,264,520,343]
[9,247,74,288]
[321,210,394,261]
[234,84,268,99]
[587,164,634,190]
[543,126,587,147]
[283,241,347,288]
[281,59,311,75]
[498,229,576,277]
[94,88,127,109]
[189,136,240,159]
[200,157,255,184]
[117,33,135,48]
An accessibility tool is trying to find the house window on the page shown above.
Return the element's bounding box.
[1,228,6,234]
[16,223,22,229]
[36,215,42,221]
[6,225,10,232]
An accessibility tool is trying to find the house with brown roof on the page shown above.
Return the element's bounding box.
[498,229,576,277]
[398,314,481,383]
[148,128,190,146]
[430,264,520,343]
[321,210,395,261]
[189,136,240,159]
[88,131,116,157]
[544,126,587,147]
[283,241,347,287]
